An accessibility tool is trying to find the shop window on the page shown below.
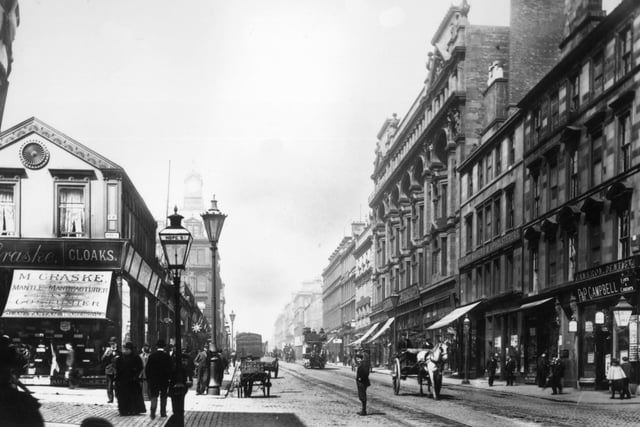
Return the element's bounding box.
[105,182,118,233]
[0,183,17,236]
[477,209,483,248]
[591,130,603,187]
[506,251,514,291]
[588,219,602,267]
[465,214,473,253]
[507,134,515,166]
[441,236,448,276]
[485,203,492,242]
[592,52,604,98]
[568,150,579,199]
[494,197,501,237]
[567,233,577,282]
[570,73,580,113]
[56,183,89,238]
[618,208,630,259]
[530,247,539,293]
[505,186,515,230]
[619,111,631,172]
[547,239,557,287]
[550,90,559,130]
[618,26,633,79]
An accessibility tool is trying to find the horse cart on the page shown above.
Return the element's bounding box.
[260,356,279,378]
[237,358,272,397]
[390,342,448,399]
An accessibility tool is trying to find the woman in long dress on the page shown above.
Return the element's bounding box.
[115,342,146,415]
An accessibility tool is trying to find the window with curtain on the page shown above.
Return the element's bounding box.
[0,185,15,236]
[58,186,86,237]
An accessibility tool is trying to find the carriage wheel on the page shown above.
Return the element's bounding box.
[392,358,401,395]
[433,371,442,400]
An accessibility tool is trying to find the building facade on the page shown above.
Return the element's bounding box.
[0,117,201,385]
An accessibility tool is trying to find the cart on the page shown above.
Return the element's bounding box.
[237,358,272,397]
[260,356,279,378]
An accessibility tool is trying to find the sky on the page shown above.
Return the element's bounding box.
[2,0,622,341]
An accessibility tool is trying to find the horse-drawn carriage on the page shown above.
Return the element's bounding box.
[390,341,449,399]
[236,358,272,397]
[302,327,327,369]
[260,355,279,378]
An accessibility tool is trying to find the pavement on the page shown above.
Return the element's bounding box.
[30,362,639,426]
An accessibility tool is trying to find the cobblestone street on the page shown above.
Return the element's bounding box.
[29,361,640,426]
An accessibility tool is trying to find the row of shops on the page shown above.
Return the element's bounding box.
[0,238,207,386]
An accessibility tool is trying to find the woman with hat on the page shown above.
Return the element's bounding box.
[114,342,146,416]
[101,337,119,403]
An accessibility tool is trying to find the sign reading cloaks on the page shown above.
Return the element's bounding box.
[2,269,112,318]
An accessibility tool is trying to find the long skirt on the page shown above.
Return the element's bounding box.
[116,381,146,415]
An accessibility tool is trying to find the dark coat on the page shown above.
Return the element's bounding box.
[486,357,498,374]
[145,350,173,391]
[114,353,145,415]
[356,359,371,387]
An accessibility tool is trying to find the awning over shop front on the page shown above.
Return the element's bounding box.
[366,317,394,343]
[1,269,112,319]
[427,301,482,330]
[349,322,380,347]
[519,297,554,310]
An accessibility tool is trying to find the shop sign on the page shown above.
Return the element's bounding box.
[398,285,419,305]
[575,275,635,303]
[1,269,112,318]
[333,338,343,344]
[0,239,125,270]
[510,334,518,347]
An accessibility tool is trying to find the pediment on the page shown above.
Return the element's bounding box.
[0,117,122,171]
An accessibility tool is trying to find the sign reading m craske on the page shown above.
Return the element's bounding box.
[2,269,112,318]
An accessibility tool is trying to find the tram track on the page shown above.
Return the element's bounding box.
[280,363,470,427]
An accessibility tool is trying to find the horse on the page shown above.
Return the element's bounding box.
[417,340,449,399]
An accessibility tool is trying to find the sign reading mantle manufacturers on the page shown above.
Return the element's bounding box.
[2,269,112,318]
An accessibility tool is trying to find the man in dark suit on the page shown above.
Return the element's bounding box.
[194,345,209,395]
[145,339,172,419]
[355,350,371,416]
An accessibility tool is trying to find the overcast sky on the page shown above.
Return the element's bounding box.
[3,0,621,341]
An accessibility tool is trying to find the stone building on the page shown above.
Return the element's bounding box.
[519,0,639,389]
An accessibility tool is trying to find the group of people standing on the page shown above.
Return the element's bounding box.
[485,353,517,387]
[101,338,182,419]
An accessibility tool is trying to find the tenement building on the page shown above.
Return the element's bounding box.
[452,0,565,380]
[520,0,640,389]
[0,117,202,385]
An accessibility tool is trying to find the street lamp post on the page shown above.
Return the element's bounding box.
[462,314,471,385]
[201,195,227,395]
[612,296,633,359]
[230,310,236,351]
[158,208,193,427]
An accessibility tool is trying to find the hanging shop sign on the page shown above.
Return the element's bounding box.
[2,269,112,318]
[629,315,638,362]
[0,239,125,270]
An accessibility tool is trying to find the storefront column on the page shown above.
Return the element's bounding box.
[147,296,158,346]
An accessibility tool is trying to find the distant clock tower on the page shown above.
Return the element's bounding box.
[184,171,204,212]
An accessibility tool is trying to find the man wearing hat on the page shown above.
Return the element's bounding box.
[145,339,172,419]
[355,350,371,416]
[101,337,119,403]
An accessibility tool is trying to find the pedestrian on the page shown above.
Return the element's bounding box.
[486,353,498,386]
[620,356,632,399]
[101,337,119,403]
[182,348,194,386]
[504,354,516,386]
[355,350,371,416]
[64,342,80,389]
[114,342,146,416]
[607,358,627,399]
[549,357,564,395]
[139,343,151,400]
[145,339,172,419]
[194,345,210,395]
[0,335,45,426]
[537,352,549,388]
